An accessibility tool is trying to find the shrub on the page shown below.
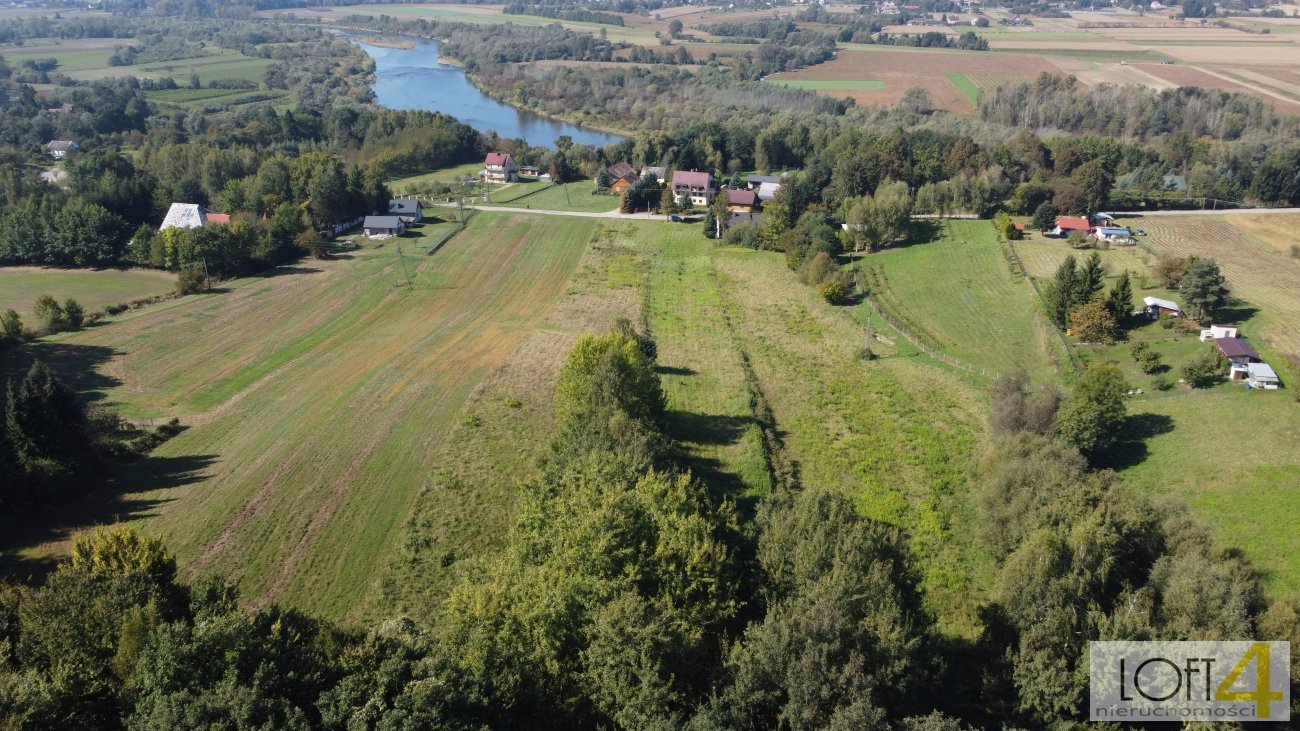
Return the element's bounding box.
[32,294,67,335]
[1152,373,1174,391]
[1182,348,1227,388]
[62,299,85,330]
[816,274,851,304]
[800,252,837,286]
[176,268,207,295]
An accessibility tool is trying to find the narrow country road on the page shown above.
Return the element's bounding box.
[1110,207,1300,217]
[430,203,665,220]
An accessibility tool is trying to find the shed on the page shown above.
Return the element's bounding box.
[1143,296,1181,318]
[1215,337,1259,365]
[727,188,758,212]
[1200,324,1238,342]
[1246,362,1280,390]
[363,215,405,238]
[47,140,79,160]
[756,181,782,202]
[747,174,782,190]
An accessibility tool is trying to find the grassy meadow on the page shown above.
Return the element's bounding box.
[0,267,176,318]
[1,213,599,621]
[859,220,1069,380]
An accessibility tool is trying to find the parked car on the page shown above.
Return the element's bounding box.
[669,215,683,222]
[1137,229,1147,236]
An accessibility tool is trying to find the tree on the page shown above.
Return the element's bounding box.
[5,360,87,468]
[1153,254,1189,288]
[1182,347,1227,388]
[990,370,1060,437]
[659,186,677,215]
[1075,252,1105,305]
[710,191,730,238]
[895,86,933,115]
[702,207,718,239]
[62,299,84,330]
[1,309,23,345]
[31,294,66,335]
[1027,201,1055,232]
[1055,362,1127,461]
[668,18,683,37]
[1068,296,1118,344]
[595,169,612,192]
[1043,255,1078,328]
[1106,271,1133,322]
[1073,159,1113,214]
[1179,258,1227,323]
[1129,341,1162,374]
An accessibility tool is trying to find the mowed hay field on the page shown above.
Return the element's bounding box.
[765,48,1061,112]
[861,220,1068,380]
[1141,215,1300,366]
[0,267,175,318]
[3,213,599,622]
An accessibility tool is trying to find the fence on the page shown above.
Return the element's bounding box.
[853,267,1001,381]
[1001,235,1083,372]
[423,205,476,254]
[324,216,364,239]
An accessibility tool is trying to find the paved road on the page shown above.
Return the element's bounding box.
[431,203,663,220]
[1110,207,1300,217]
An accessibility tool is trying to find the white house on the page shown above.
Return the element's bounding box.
[47,140,79,160]
[671,170,716,206]
[1200,324,1238,342]
[1246,362,1280,390]
[387,198,423,224]
[160,203,209,231]
[1094,226,1132,244]
[483,152,518,184]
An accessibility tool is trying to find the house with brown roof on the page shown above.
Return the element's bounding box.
[483,152,518,183]
[1050,216,1092,237]
[727,188,758,213]
[606,162,638,195]
[672,170,716,206]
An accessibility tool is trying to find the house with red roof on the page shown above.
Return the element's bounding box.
[672,170,716,206]
[727,188,758,213]
[483,152,518,183]
[1050,216,1092,237]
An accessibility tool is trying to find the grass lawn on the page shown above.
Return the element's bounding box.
[69,50,274,85]
[0,267,176,318]
[3,47,117,72]
[491,179,620,213]
[0,213,599,623]
[945,72,981,105]
[1121,388,1300,599]
[859,219,1068,380]
[487,179,552,203]
[389,161,488,192]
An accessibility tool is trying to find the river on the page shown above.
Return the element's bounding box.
[351,36,623,149]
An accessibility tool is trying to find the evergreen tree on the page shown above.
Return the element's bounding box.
[1106,271,1133,322]
[595,169,611,192]
[1179,258,1228,323]
[702,207,718,239]
[1075,252,1105,305]
[5,361,87,467]
[1043,255,1078,328]
[1030,201,1057,231]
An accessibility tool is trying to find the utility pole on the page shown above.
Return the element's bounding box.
[563,183,571,208]
[396,244,412,288]
[202,256,211,291]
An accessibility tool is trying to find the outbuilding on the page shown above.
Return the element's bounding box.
[388,198,424,224]
[363,215,405,238]
[1143,296,1182,319]
[1246,362,1281,390]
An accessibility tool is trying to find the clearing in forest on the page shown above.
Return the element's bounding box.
[0,267,176,319]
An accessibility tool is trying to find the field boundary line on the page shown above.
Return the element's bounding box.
[1001,235,1083,373]
[852,265,1000,381]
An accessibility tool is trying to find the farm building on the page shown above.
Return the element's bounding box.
[672,170,716,206]
[1215,337,1260,365]
[1200,324,1238,342]
[1091,212,1116,225]
[640,166,667,184]
[46,140,79,160]
[363,215,405,238]
[727,189,759,213]
[1143,296,1182,318]
[1246,362,1281,390]
[756,181,783,203]
[519,165,541,177]
[1094,227,1132,244]
[483,152,518,183]
[388,198,423,224]
[747,174,784,190]
[160,203,230,231]
[1050,217,1092,236]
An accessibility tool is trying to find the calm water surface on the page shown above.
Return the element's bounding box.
[353,36,623,148]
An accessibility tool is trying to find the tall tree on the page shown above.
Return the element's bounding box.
[1030,201,1057,231]
[5,361,87,467]
[1043,255,1078,328]
[1179,258,1228,323]
[1055,363,1127,462]
[1106,271,1133,322]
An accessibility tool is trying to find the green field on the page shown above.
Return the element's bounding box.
[2,46,117,72]
[945,72,981,105]
[73,52,275,85]
[1,213,599,621]
[767,79,886,90]
[310,4,657,44]
[390,161,488,191]
[860,220,1068,380]
[491,179,620,212]
[0,267,176,318]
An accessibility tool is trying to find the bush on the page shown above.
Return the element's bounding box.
[723,222,763,250]
[1182,349,1226,388]
[32,294,67,335]
[1152,373,1174,391]
[176,268,207,296]
[800,251,837,286]
[62,299,84,330]
[1130,341,1162,374]
[816,274,851,304]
